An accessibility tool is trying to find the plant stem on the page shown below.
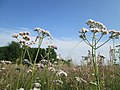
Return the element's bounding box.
[92,33,100,90]
[30,35,44,88]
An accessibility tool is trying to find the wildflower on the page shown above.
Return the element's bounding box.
[101,29,108,35]
[79,28,89,33]
[12,33,18,38]
[56,70,67,77]
[22,35,30,41]
[33,82,41,88]
[86,19,94,25]
[27,69,32,73]
[30,41,36,45]
[49,45,57,50]
[35,63,45,69]
[41,59,48,66]
[19,32,26,36]
[34,27,41,32]
[23,59,32,66]
[91,28,100,33]
[79,34,86,39]
[25,31,30,35]
[48,67,56,72]
[34,27,52,39]
[109,29,116,34]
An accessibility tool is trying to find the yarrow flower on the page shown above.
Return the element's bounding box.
[79,28,89,33]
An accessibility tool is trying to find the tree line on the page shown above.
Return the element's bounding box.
[0,41,57,63]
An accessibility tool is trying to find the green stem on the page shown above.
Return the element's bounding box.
[30,35,44,88]
[92,33,100,90]
[95,34,104,45]
[34,36,43,64]
[26,48,32,63]
[16,47,26,89]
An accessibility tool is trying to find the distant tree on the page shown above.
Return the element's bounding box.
[7,41,20,62]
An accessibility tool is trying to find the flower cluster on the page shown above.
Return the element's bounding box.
[12,31,35,46]
[48,45,57,50]
[109,29,120,39]
[79,19,120,39]
[56,70,68,77]
[23,59,32,66]
[86,19,107,30]
[34,27,52,39]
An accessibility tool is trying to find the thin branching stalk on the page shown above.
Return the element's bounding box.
[96,38,111,49]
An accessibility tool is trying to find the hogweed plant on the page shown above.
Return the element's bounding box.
[79,19,120,90]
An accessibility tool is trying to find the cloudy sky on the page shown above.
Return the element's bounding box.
[0,0,120,64]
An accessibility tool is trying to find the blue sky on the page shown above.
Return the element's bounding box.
[0,0,120,64]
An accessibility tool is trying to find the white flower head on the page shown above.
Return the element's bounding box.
[56,70,67,77]
[34,27,53,39]
[22,35,30,41]
[101,29,108,35]
[34,27,41,32]
[48,67,56,72]
[91,28,100,33]
[79,28,89,33]
[27,69,32,73]
[33,82,41,88]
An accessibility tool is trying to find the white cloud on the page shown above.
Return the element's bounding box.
[53,38,113,64]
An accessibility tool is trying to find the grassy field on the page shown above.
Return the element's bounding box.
[0,61,120,90]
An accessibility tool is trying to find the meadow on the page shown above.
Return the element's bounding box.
[0,19,120,90]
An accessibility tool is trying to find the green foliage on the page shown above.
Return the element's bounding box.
[0,41,57,63]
